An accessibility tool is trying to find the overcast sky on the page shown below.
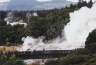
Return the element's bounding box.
[0,0,72,10]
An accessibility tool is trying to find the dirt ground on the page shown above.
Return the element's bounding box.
[0,46,19,52]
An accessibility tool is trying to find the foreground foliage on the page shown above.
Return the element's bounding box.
[0,55,25,65]
[45,48,96,65]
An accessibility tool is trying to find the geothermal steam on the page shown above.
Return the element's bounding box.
[21,0,96,51]
[4,12,27,27]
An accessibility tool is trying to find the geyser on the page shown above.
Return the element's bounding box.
[20,0,96,51]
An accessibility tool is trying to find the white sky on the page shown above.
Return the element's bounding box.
[36,0,52,2]
[0,0,10,3]
[1,0,96,3]
[0,0,53,3]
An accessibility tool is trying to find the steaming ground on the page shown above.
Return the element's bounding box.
[19,0,96,51]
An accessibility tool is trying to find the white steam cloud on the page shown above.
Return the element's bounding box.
[20,0,96,51]
[4,12,27,27]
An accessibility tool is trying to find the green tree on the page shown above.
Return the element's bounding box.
[0,55,25,65]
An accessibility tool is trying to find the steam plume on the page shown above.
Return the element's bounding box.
[20,0,96,51]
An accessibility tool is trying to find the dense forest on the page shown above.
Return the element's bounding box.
[1,0,96,65]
